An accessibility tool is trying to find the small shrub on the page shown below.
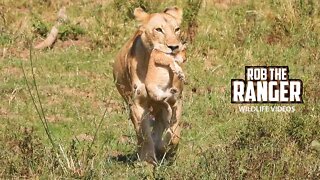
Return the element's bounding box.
[31,13,49,38]
[58,23,85,41]
[1,127,46,178]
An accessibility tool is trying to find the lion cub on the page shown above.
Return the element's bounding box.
[145,45,186,124]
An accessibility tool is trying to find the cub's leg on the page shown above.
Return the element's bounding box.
[152,88,179,159]
[162,99,182,158]
[170,62,186,83]
[164,87,179,124]
[152,52,185,82]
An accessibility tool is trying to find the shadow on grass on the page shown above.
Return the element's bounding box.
[109,152,138,165]
[109,152,178,167]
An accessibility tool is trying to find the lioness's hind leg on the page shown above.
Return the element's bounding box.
[152,103,171,159]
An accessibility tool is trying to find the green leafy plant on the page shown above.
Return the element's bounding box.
[31,13,49,37]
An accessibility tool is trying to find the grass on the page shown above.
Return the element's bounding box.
[1,0,320,179]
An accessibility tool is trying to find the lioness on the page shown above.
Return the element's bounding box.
[113,7,184,164]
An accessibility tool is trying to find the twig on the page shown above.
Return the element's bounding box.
[84,99,109,171]
[0,11,6,28]
[9,87,20,105]
[211,64,222,73]
[2,48,6,59]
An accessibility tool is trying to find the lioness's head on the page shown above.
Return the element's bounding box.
[134,7,183,54]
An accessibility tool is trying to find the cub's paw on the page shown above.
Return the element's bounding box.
[183,80,189,85]
[171,62,183,74]
[177,72,186,82]
[174,55,184,64]
[170,88,178,94]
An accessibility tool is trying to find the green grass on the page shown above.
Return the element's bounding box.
[1,0,320,179]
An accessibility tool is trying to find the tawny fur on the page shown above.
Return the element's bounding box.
[145,46,186,128]
[146,47,186,102]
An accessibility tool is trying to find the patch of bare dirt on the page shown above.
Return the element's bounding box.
[3,66,23,78]
[41,85,95,99]
[265,33,282,45]
[0,107,9,116]
[3,46,30,60]
[78,70,106,82]
[205,0,246,9]
[54,37,92,49]
[75,133,94,142]
[119,135,135,145]
[62,87,96,99]
[106,99,123,112]
[42,85,124,113]
[2,36,91,61]
[46,114,72,123]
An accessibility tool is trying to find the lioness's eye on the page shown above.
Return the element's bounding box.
[155,28,164,33]
[175,27,180,32]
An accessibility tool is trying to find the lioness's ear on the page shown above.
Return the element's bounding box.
[134,7,149,23]
[164,6,183,24]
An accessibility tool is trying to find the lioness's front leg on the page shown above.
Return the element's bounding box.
[153,99,182,159]
[129,83,157,164]
[130,102,157,164]
[152,102,170,159]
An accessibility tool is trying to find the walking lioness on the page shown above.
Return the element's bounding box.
[113,7,184,164]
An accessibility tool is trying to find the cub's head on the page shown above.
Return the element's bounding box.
[134,7,183,54]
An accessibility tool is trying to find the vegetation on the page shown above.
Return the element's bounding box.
[0,0,319,178]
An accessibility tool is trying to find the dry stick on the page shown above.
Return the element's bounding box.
[94,97,132,165]
[87,107,108,155]
[84,102,109,173]
[0,11,6,28]
[34,7,67,50]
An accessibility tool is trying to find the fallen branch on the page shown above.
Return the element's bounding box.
[34,7,67,50]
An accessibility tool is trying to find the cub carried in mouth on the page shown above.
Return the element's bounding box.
[145,44,187,124]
